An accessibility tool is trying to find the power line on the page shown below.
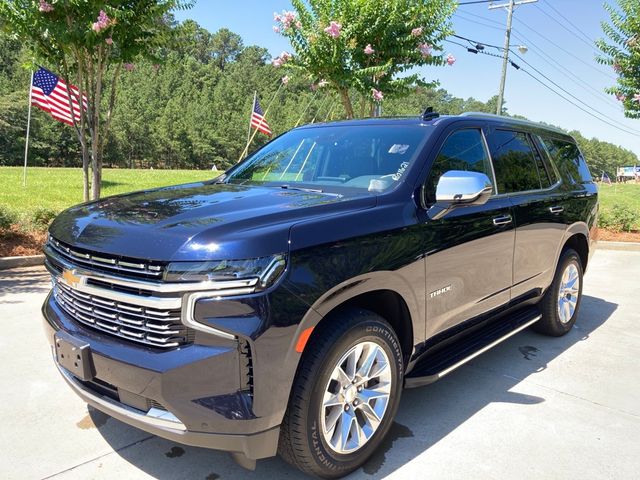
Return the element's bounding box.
[534,3,599,52]
[510,30,621,111]
[541,0,595,46]
[458,0,495,5]
[453,11,505,31]
[510,16,617,81]
[455,9,507,27]
[456,30,624,111]
[509,50,640,135]
[515,65,640,137]
[444,41,640,138]
[454,7,617,81]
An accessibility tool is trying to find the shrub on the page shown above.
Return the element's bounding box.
[31,207,59,230]
[0,205,17,230]
[599,205,637,232]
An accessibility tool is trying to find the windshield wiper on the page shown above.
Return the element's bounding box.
[279,184,324,193]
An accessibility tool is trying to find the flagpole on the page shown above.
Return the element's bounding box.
[22,71,34,187]
[246,91,256,149]
[294,91,318,128]
[237,82,285,163]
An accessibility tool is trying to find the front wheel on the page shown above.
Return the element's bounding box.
[278,309,404,479]
[534,248,584,336]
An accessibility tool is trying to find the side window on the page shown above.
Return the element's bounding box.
[425,129,494,205]
[532,141,553,188]
[486,130,542,193]
[540,136,593,184]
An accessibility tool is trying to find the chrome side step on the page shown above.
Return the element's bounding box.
[405,311,541,388]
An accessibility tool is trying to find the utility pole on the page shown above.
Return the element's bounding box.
[490,0,537,115]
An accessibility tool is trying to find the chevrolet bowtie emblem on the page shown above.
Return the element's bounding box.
[61,269,81,289]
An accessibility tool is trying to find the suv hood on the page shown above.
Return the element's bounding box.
[49,182,375,261]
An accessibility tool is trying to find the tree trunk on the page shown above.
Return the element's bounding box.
[338,88,354,119]
[81,140,90,202]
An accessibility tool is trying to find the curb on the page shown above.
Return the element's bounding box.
[0,255,45,271]
[597,241,640,252]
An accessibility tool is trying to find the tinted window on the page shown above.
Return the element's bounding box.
[487,130,542,193]
[532,143,553,188]
[540,137,592,184]
[425,129,494,205]
[225,125,429,192]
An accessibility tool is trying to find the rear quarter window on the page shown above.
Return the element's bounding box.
[540,137,593,184]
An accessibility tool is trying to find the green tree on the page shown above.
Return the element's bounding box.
[0,0,191,200]
[210,27,243,70]
[273,0,456,118]
[597,0,640,118]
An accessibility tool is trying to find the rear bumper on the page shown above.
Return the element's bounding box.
[42,292,281,460]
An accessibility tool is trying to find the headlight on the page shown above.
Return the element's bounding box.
[165,254,286,289]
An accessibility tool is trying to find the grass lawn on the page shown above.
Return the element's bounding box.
[0,166,638,232]
[597,182,640,219]
[0,167,215,217]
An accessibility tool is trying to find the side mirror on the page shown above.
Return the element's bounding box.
[428,170,493,220]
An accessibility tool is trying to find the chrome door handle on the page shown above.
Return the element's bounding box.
[549,206,564,214]
[492,215,512,226]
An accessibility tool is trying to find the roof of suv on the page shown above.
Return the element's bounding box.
[300,112,572,140]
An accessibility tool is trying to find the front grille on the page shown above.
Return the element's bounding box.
[53,277,191,348]
[48,237,165,280]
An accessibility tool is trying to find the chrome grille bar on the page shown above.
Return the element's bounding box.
[48,237,165,279]
[53,278,187,349]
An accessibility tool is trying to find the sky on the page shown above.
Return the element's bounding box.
[174,0,640,157]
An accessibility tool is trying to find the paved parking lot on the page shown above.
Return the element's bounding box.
[1,248,639,480]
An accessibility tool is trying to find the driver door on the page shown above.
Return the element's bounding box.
[422,127,515,339]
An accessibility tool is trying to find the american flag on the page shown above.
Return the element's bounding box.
[251,96,272,136]
[31,67,86,126]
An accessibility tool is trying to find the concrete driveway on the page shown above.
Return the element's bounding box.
[1,249,639,480]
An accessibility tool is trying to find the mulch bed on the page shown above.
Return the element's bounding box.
[597,228,640,243]
[0,227,48,257]
[1,227,639,258]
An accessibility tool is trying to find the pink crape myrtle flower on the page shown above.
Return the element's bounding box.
[273,12,282,22]
[273,25,281,34]
[318,79,329,88]
[92,10,112,33]
[123,63,135,72]
[105,37,113,45]
[272,57,283,67]
[280,51,292,61]
[364,44,375,55]
[324,21,342,38]
[372,88,384,101]
[411,27,423,37]
[281,75,290,85]
[281,10,297,29]
[616,93,626,102]
[418,43,432,58]
[39,1,53,12]
[446,53,456,65]
[634,93,640,104]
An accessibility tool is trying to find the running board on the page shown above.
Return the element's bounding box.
[405,309,541,388]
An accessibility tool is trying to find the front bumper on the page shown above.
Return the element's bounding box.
[42,292,280,460]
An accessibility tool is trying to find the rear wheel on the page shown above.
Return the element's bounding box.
[278,309,403,479]
[534,248,583,336]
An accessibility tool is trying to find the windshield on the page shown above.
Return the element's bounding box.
[224,124,429,192]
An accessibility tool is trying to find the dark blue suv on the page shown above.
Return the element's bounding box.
[42,112,598,478]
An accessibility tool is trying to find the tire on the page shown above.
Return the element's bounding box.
[278,309,404,479]
[533,248,583,337]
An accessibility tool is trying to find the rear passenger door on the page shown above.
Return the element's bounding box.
[485,129,566,301]
[423,127,515,338]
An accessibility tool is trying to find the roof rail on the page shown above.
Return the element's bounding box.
[459,112,567,135]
